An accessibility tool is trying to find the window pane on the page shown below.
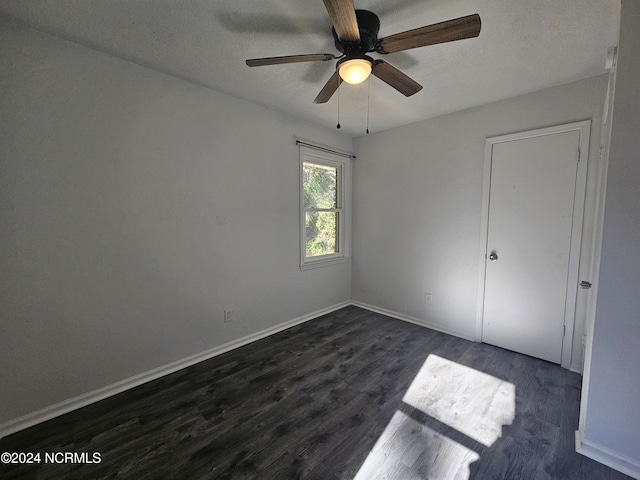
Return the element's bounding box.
[305,211,338,257]
[303,162,337,208]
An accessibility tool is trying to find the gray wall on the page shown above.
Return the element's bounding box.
[0,19,352,424]
[352,75,608,369]
[583,0,640,464]
[3,8,638,471]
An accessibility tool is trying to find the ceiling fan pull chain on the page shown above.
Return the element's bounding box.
[336,76,341,129]
[366,75,371,134]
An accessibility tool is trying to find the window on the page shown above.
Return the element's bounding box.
[300,146,351,269]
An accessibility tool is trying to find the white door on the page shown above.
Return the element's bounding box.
[480,123,589,365]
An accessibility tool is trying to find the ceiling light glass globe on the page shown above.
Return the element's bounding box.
[339,58,372,85]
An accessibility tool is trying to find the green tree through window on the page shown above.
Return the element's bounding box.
[303,162,339,257]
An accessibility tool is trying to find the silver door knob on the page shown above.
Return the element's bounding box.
[489,252,498,262]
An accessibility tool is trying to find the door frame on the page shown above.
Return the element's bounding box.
[475,120,591,369]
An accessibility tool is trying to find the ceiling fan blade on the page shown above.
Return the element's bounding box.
[377,13,481,54]
[314,71,342,104]
[372,60,422,97]
[322,0,360,42]
[246,53,337,67]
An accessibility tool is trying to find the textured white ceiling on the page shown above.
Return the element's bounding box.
[0,0,620,136]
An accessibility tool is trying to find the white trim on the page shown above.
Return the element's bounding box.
[563,121,591,368]
[576,431,640,479]
[475,138,494,341]
[352,301,476,342]
[299,146,352,270]
[5,297,637,480]
[295,138,355,159]
[2,299,477,440]
[476,120,591,370]
[578,41,619,444]
[569,364,583,375]
[300,255,349,270]
[0,301,350,439]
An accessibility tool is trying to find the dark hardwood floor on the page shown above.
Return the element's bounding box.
[0,306,632,479]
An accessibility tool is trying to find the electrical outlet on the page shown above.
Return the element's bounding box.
[224,309,233,323]
[424,293,432,305]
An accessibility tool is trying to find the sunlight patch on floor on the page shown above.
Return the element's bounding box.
[353,409,479,480]
[354,354,515,479]
[403,354,515,447]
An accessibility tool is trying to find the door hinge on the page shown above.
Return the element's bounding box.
[563,325,566,337]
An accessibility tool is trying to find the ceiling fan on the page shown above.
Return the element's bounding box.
[246,0,481,104]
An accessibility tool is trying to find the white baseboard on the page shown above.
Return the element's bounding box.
[570,363,584,375]
[576,429,640,479]
[0,301,350,439]
[351,301,476,342]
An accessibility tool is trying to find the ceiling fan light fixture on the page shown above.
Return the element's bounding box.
[338,56,373,85]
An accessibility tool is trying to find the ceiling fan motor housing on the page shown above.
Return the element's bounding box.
[333,10,381,55]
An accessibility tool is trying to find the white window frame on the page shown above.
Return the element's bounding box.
[299,146,351,270]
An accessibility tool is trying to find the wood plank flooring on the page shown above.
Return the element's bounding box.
[0,306,632,479]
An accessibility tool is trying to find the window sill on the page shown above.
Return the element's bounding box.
[300,255,350,270]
